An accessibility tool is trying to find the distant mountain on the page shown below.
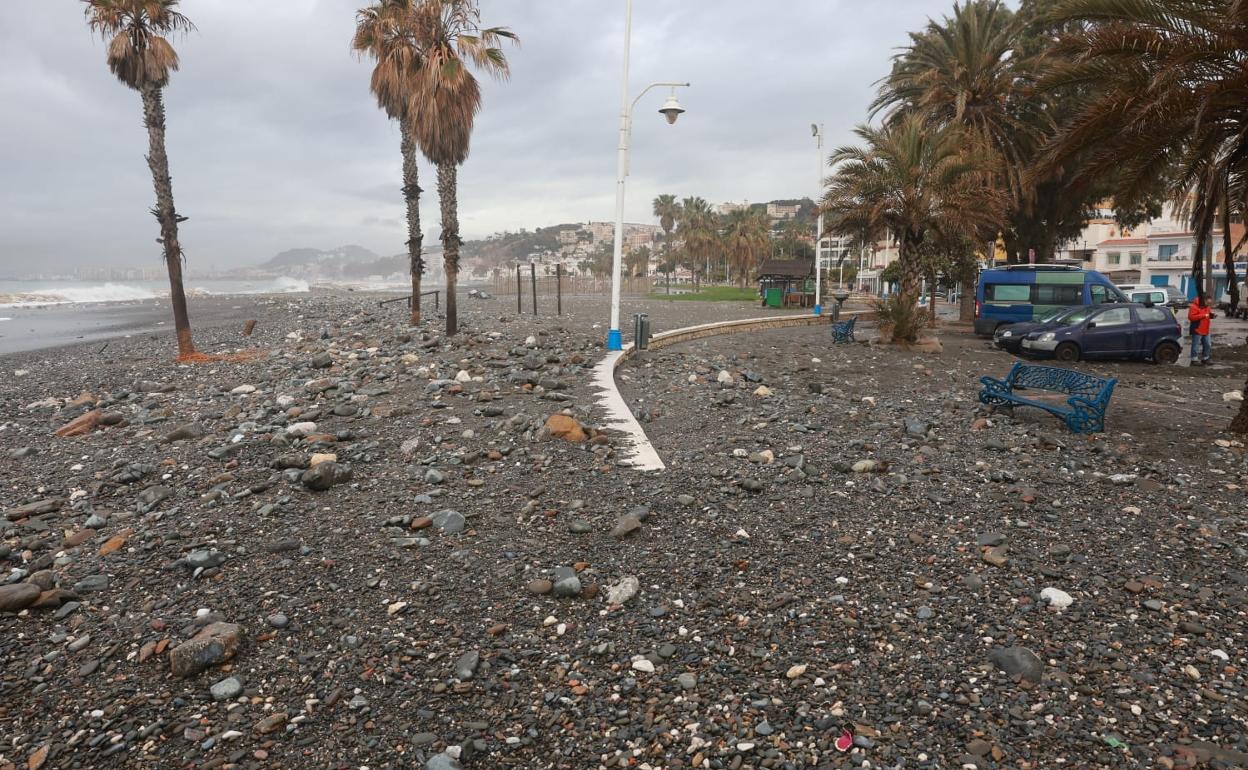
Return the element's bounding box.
[262,245,380,270]
[254,245,444,282]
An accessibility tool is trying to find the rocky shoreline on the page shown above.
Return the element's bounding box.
[1,292,1246,770]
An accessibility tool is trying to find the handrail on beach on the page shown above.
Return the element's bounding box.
[379,290,440,310]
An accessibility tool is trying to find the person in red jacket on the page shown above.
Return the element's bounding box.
[1188,293,1213,365]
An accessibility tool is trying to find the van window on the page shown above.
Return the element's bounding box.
[1035,284,1082,305]
[986,284,1030,302]
[1130,290,1164,304]
[1137,307,1169,323]
[1090,285,1110,304]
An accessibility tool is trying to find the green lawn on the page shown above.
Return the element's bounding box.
[647,286,759,302]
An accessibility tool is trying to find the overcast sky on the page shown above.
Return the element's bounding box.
[0,0,955,272]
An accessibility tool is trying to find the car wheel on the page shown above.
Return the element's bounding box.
[1054,342,1080,362]
[1153,341,1180,365]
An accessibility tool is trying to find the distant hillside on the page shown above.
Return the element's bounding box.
[254,245,443,282]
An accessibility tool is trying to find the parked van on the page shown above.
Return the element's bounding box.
[975,265,1126,336]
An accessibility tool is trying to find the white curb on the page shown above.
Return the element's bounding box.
[592,312,850,471]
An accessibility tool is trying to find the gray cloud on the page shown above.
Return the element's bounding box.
[0,0,952,272]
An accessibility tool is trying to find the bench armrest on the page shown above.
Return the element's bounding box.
[980,375,1011,393]
[1067,395,1105,414]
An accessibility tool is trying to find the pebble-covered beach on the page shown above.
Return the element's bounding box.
[1,292,1246,770]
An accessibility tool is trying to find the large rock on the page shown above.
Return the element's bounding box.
[0,583,41,612]
[431,509,466,534]
[611,516,642,539]
[54,410,102,438]
[989,645,1044,684]
[169,622,243,678]
[301,462,353,491]
[545,414,587,443]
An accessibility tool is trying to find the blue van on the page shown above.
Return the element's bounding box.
[974,265,1126,336]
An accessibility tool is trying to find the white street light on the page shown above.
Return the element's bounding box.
[812,123,825,316]
[607,0,690,351]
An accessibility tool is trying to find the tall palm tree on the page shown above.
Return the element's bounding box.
[407,0,516,336]
[874,0,1034,201]
[678,197,718,290]
[83,0,197,359]
[822,115,1005,304]
[1041,0,1248,301]
[652,194,680,293]
[1039,0,1248,433]
[353,0,427,325]
[723,207,770,287]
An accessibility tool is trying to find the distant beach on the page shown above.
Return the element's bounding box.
[0,279,411,357]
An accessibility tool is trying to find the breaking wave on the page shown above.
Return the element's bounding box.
[0,283,157,308]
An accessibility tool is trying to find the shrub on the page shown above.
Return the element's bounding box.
[871,294,924,343]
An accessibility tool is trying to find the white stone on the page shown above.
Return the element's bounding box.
[525,335,538,346]
[231,384,256,395]
[606,576,640,605]
[756,449,775,464]
[1223,390,1244,402]
[733,448,748,458]
[387,601,407,615]
[737,742,755,752]
[1040,587,1074,610]
[455,370,472,383]
[852,460,877,473]
[786,664,808,679]
[286,421,318,437]
[717,370,734,384]
[687,374,698,383]
[632,658,655,673]
[1184,664,1201,680]
[753,385,772,397]
[309,453,337,466]
[735,528,750,539]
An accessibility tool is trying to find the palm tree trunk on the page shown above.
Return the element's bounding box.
[437,162,461,336]
[1222,183,1238,314]
[959,277,976,322]
[140,84,195,359]
[899,236,921,305]
[401,124,424,325]
[1232,378,1248,434]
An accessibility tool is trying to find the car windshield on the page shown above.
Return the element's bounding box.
[1059,307,1096,325]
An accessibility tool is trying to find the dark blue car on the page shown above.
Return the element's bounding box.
[1019,303,1182,364]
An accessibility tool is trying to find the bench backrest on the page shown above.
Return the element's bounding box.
[1006,362,1113,400]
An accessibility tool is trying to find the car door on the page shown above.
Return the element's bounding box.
[1134,305,1174,357]
[1080,306,1134,358]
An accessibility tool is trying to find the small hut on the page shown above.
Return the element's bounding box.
[756,258,815,308]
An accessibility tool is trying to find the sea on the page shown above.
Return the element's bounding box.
[0,277,412,356]
[0,276,317,309]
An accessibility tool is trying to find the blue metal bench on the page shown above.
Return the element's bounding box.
[978,362,1116,434]
[831,316,856,344]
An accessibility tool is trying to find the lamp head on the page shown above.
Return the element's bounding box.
[811,123,818,137]
[659,92,685,125]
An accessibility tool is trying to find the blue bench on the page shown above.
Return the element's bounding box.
[831,316,856,344]
[978,362,1116,434]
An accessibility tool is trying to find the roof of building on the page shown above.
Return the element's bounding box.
[756,258,813,278]
[1097,237,1148,247]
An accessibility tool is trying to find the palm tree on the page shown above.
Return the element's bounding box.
[83,0,197,359]
[653,194,680,293]
[822,115,1005,305]
[353,0,428,325]
[678,197,718,290]
[873,0,1035,201]
[407,0,517,336]
[723,207,770,287]
[1038,0,1248,433]
[1041,0,1247,300]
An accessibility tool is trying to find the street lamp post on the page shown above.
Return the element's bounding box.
[607,0,689,351]
[812,123,825,316]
